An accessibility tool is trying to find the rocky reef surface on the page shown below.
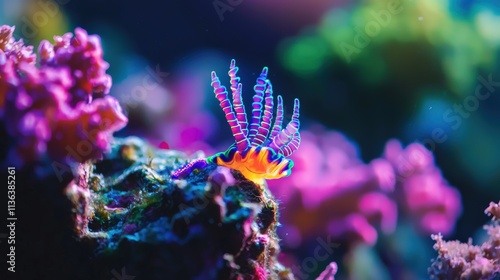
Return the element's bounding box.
[61,136,296,279]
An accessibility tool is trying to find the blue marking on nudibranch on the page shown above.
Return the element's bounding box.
[171,59,301,184]
[171,158,208,179]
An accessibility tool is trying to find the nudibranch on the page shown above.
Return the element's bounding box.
[171,59,301,185]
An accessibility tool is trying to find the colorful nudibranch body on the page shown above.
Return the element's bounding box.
[171,59,301,184]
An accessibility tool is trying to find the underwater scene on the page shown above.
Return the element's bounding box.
[1,0,500,279]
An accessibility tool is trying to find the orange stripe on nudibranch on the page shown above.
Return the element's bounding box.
[209,147,292,184]
[171,59,300,185]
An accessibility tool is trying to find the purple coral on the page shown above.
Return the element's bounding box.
[156,110,217,155]
[317,262,338,280]
[0,25,127,166]
[0,25,36,65]
[429,201,500,279]
[269,126,397,246]
[383,140,462,235]
[153,70,217,154]
[0,25,36,116]
[38,27,112,106]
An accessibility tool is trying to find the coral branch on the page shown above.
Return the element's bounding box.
[429,201,500,279]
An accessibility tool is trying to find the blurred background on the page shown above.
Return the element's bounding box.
[2,0,500,279]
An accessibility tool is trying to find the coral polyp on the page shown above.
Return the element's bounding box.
[172,59,301,184]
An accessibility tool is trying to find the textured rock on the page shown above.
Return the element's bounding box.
[66,137,294,279]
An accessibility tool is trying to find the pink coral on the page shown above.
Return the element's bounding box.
[269,126,397,246]
[0,25,36,65]
[317,262,338,280]
[383,140,462,235]
[268,126,461,250]
[1,25,127,166]
[157,110,218,155]
[137,68,218,156]
[4,63,72,163]
[38,27,112,106]
[0,25,36,115]
[485,201,500,220]
[47,96,128,162]
[429,201,500,279]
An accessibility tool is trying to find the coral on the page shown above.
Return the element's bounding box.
[66,137,295,279]
[0,25,127,166]
[150,60,218,155]
[383,139,462,235]
[38,27,112,105]
[485,201,500,220]
[429,201,500,280]
[172,59,301,185]
[110,64,218,156]
[0,25,36,114]
[316,262,338,280]
[155,110,218,155]
[269,126,397,247]
[266,126,461,277]
[0,25,36,65]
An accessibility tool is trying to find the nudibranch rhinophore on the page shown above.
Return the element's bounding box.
[171,59,301,184]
